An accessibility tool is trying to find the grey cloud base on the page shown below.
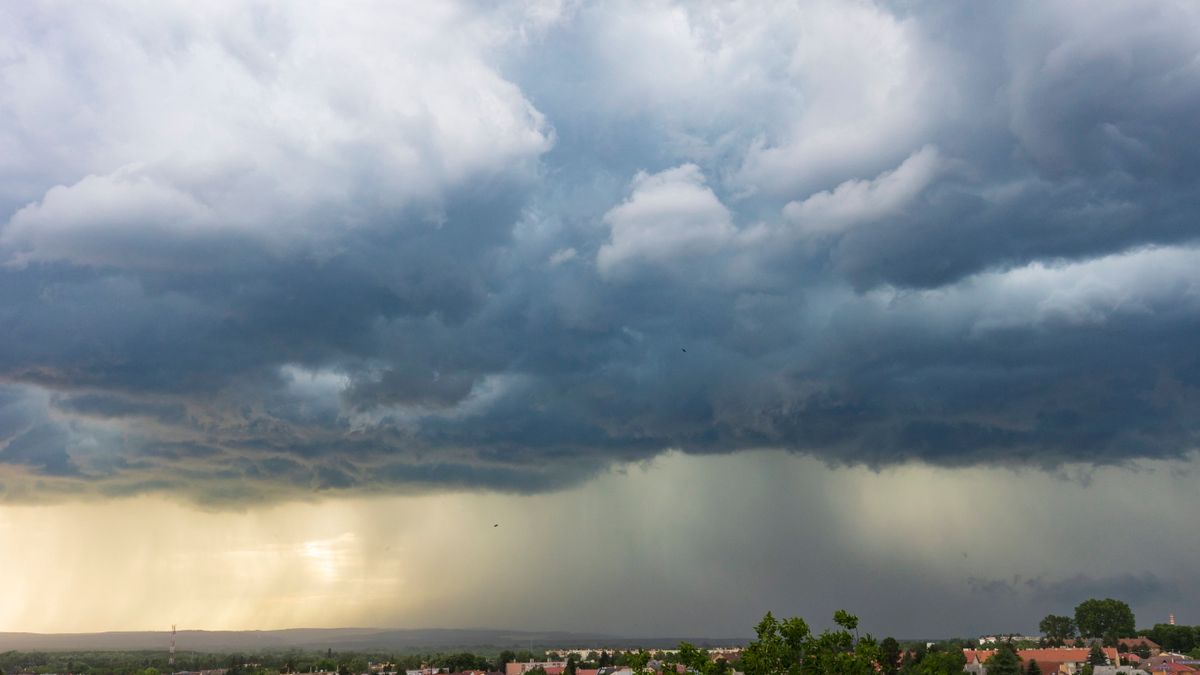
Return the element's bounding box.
[2,0,1200,503]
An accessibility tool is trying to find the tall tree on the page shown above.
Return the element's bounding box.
[1145,624,1198,653]
[984,644,1022,675]
[1038,615,1077,646]
[1026,659,1042,675]
[880,638,901,675]
[1074,599,1136,639]
[742,610,881,675]
[1087,646,1108,666]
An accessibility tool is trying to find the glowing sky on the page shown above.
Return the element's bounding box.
[2,452,1198,636]
[2,0,1200,637]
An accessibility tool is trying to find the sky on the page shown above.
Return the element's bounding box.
[1,0,1199,638]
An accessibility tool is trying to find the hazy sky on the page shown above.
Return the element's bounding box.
[2,0,1200,637]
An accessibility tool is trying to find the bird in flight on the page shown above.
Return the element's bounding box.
[493,523,499,528]
[681,347,687,352]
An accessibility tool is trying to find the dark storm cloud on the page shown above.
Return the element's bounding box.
[1,0,1200,502]
[1029,574,1180,606]
[969,573,1178,607]
[54,393,188,424]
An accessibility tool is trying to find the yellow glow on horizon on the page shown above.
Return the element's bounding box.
[1,451,1197,634]
[0,495,428,632]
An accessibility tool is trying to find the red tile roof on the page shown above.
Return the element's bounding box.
[1025,659,1066,675]
[1119,637,1162,652]
[964,648,1120,666]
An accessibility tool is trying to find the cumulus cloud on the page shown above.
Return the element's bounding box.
[597,164,735,278]
[1,0,1200,504]
[733,0,947,198]
[782,145,946,237]
[3,172,216,268]
[0,1,553,267]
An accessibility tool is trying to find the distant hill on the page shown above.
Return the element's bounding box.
[0,628,747,652]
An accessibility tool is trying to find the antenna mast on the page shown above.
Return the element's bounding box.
[170,625,177,669]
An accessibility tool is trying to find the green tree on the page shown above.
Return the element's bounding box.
[1038,615,1077,647]
[565,655,577,675]
[834,611,859,641]
[742,612,809,675]
[1074,599,1136,639]
[741,610,881,675]
[1087,646,1108,666]
[984,644,1021,675]
[879,638,901,675]
[1145,624,1198,653]
[1026,659,1042,675]
[914,652,965,675]
[675,643,713,675]
[626,652,650,675]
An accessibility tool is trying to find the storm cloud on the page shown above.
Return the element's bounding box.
[2,0,1200,503]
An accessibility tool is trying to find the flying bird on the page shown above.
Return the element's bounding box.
[493,523,499,527]
[681,347,687,352]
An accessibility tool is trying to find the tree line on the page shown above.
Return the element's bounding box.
[1037,596,1200,656]
[1037,598,1137,647]
[6,597,1199,675]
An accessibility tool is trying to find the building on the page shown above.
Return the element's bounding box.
[964,647,1122,675]
[1093,666,1150,675]
[506,662,568,675]
[1119,639,1163,656]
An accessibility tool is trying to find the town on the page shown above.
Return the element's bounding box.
[1,599,1197,675]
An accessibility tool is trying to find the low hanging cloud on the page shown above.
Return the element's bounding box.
[968,573,1179,607]
[2,0,1200,504]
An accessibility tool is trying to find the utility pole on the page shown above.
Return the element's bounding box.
[170,625,177,669]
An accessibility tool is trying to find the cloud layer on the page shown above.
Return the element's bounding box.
[2,0,1200,502]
